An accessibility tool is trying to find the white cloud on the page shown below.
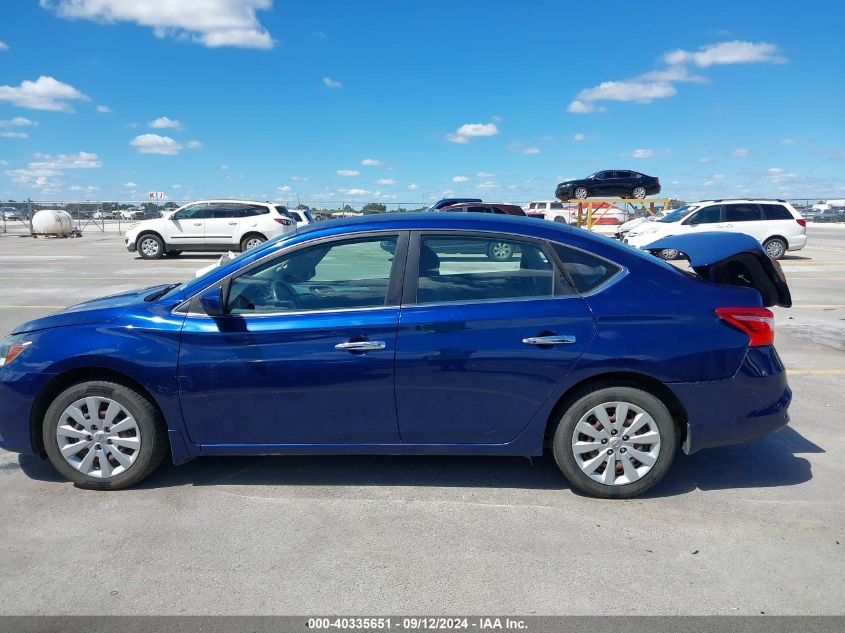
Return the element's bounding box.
[42,0,275,49]
[0,76,89,112]
[361,158,382,166]
[631,149,654,159]
[337,169,359,176]
[130,133,182,155]
[697,157,713,164]
[123,181,138,188]
[219,164,229,170]
[345,188,370,196]
[96,105,112,113]
[277,185,292,192]
[407,183,418,190]
[0,41,8,51]
[376,178,395,185]
[664,41,785,67]
[0,132,28,139]
[323,76,342,88]
[291,176,309,181]
[573,133,587,142]
[520,146,541,155]
[29,151,102,169]
[451,176,469,183]
[567,100,597,114]
[172,184,182,189]
[476,171,494,178]
[781,138,796,145]
[447,122,500,144]
[0,117,37,127]
[149,116,182,130]
[186,140,202,149]
[639,65,707,83]
[69,185,100,193]
[572,81,676,112]
[477,181,498,190]
[767,167,797,183]
[731,147,749,157]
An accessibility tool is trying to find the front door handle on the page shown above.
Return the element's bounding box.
[193,222,202,226]
[335,340,386,352]
[522,335,576,346]
[228,222,238,225]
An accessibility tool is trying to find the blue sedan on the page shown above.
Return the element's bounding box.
[0,213,792,498]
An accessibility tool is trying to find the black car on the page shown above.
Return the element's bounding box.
[555,170,661,200]
[424,197,482,211]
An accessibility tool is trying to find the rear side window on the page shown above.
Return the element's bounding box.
[761,204,794,220]
[725,203,762,222]
[552,244,621,294]
[467,206,492,214]
[240,204,269,217]
[416,235,573,304]
[550,202,563,209]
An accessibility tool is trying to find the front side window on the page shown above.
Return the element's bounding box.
[725,203,762,222]
[685,205,722,225]
[552,244,621,294]
[415,234,571,304]
[174,203,209,220]
[227,236,398,314]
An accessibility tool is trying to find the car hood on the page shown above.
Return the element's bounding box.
[644,232,791,307]
[11,284,171,334]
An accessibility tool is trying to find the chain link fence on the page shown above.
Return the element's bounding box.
[1,198,842,236]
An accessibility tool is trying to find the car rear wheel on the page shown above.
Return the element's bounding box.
[486,241,514,261]
[574,187,588,200]
[763,237,787,260]
[240,234,266,252]
[42,381,168,490]
[553,216,568,223]
[552,385,676,498]
[632,186,647,199]
[137,234,164,259]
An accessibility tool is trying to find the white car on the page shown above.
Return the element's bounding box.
[614,209,671,239]
[125,199,296,259]
[625,199,807,259]
[525,201,574,223]
[283,207,316,228]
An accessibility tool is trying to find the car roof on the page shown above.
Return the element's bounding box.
[188,199,274,205]
[696,198,788,204]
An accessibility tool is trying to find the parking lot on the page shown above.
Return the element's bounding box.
[0,225,843,615]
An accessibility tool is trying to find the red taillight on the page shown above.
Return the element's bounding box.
[715,307,775,347]
[274,218,292,226]
[797,218,806,227]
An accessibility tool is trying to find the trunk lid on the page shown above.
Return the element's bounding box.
[643,232,791,307]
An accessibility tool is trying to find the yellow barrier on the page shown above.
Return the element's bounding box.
[557,198,673,230]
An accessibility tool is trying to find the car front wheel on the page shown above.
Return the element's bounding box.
[552,385,677,498]
[763,237,787,260]
[632,186,647,199]
[486,241,514,261]
[137,234,164,259]
[574,187,589,199]
[240,234,266,252]
[42,381,168,490]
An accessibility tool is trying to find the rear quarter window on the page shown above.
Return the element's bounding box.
[761,204,795,220]
[552,244,621,293]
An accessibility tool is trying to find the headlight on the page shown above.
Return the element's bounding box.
[0,337,32,367]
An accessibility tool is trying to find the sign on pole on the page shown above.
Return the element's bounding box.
[148,191,166,200]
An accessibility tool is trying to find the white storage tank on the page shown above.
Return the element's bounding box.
[31,209,74,236]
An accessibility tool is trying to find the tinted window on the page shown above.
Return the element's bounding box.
[227,236,397,314]
[443,206,466,213]
[725,203,762,222]
[595,171,611,180]
[274,205,292,218]
[615,171,630,178]
[288,211,303,222]
[552,244,621,293]
[241,204,270,217]
[467,206,493,214]
[174,203,209,220]
[416,235,571,304]
[550,202,564,209]
[686,206,722,224]
[207,203,237,219]
[761,204,794,221]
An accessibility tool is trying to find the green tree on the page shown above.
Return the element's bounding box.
[361,202,387,214]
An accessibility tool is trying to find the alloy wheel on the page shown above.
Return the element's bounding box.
[55,396,141,478]
[633,187,646,199]
[571,401,661,486]
[765,239,786,259]
[574,187,588,199]
[245,237,264,250]
[490,242,513,261]
[139,237,160,258]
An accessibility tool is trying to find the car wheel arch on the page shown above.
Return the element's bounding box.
[135,230,164,247]
[764,234,789,248]
[240,231,267,248]
[542,371,688,449]
[29,367,171,460]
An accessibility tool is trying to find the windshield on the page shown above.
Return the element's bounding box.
[658,204,699,223]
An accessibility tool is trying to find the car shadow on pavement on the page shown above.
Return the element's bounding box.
[16,425,820,497]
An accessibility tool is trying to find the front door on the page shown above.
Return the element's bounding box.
[178,232,408,445]
[166,203,208,245]
[394,232,596,444]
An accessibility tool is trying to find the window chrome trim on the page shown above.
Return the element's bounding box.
[180,304,400,319]
[546,238,628,298]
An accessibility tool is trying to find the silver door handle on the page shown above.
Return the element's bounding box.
[335,340,386,352]
[193,222,202,226]
[522,335,576,346]
[228,222,237,225]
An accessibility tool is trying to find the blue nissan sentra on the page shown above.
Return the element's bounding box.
[0,213,792,498]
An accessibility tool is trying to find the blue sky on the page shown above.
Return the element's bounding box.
[1,0,843,206]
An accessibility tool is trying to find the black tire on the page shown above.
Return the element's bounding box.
[240,233,266,252]
[136,233,165,260]
[551,384,677,499]
[486,241,514,261]
[553,216,568,223]
[574,186,589,200]
[164,250,182,257]
[631,186,647,199]
[42,381,168,490]
[763,237,787,260]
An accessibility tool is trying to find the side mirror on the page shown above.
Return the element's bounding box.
[199,286,224,317]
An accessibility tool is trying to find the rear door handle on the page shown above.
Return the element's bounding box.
[522,335,576,346]
[228,222,237,225]
[335,340,386,352]
[192,222,202,226]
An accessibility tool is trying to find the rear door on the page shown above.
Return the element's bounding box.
[723,202,768,242]
[394,231,596,444]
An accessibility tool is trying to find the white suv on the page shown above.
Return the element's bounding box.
[125,200,295,259]
[625,199,807,259]
[525,200,574,223]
